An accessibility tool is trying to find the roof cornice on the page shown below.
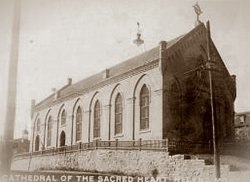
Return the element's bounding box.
[34,59,159,112]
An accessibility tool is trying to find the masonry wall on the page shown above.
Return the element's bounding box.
[30,65,163,152]
[11,150,230,182]
[161,23,235,141]
[162,23,208,140]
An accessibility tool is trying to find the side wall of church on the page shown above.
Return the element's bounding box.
[30,65,163,152]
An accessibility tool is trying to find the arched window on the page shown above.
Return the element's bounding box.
[36,119,40,132]
[76,106,82,142]
[140,85,149,130]
[35,135,40,151]
[94,100,101,138]
[60,131,66,147]
[115,93,122,135]
[61,109,66,126]
[47,116,53,147]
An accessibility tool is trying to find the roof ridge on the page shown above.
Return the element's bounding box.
[34,24,205,109]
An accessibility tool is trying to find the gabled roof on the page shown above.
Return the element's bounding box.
[58,34,186,98]
[34,24,205,110]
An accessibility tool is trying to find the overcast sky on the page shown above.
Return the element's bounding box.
[0,0,250,138]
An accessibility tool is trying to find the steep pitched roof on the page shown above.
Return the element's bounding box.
[34,24,204,110]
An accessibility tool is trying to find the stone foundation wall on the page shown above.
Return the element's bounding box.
[11,150,229,181]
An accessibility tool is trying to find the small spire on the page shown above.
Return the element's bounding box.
[193,2,203,26]
[133,22,144,47]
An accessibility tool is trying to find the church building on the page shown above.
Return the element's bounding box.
[30,23,236,152]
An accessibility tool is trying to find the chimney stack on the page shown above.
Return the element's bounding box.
[52,88,58,100]
[103,69,110,79]
[159,41,167,50]
[67,77,72,85]
[159,41,167,75]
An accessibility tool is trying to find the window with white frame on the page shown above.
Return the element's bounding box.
[115,93,123,135]
[140,84,149,130]
[46,116,53,147]
[94,100,101,138]
[61,109,66,126]
[36,119,40,132]
[76,106,82,141]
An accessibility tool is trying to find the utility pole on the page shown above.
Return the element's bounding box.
[1,0,21,173]
[206,21,221,180]
[193,3,220,179]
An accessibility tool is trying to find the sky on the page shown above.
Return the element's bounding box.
[0,0,250,138]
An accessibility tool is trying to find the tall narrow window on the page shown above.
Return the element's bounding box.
[36,119,40,132]
[115,93,122,135]
[76,106,82,142]
[47,116,53,146]
[35,135,40,151]
[140,85,149,130]
[94,100,101,138]
[61,109,66,126]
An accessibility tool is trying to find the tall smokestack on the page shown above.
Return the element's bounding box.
[1,0,21,173]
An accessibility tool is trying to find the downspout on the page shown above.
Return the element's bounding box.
[71,115,74,145]
[31,120,35,152]
[43,121,46,149]
[56,118,59,147]
[88,110,91,142]
[132,97,136,140]
[108,105,111,140]
[159,41,167,138]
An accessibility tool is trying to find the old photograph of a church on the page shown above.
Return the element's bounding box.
[1,0,250,182]
[13,22,237,181]
[30,22,235,151]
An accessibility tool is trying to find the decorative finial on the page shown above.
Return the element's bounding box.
[193,2,203,26]
[133,22,144,47]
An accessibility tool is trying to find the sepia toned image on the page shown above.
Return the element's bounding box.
[0,0,250,181]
